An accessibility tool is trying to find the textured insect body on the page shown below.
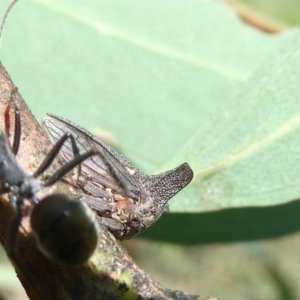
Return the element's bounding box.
[43,115,194,240]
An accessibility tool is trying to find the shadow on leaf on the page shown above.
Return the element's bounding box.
[142,198,300,244]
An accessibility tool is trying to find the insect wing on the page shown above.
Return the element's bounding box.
[42,114,141,200]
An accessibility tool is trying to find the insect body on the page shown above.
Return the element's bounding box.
[30,193,98,265]
[42,114,194,240]
[0,103,100,265]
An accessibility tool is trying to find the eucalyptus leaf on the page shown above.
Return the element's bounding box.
[0,0,288,217]
[164,31,300,212]
[0,0,282,170]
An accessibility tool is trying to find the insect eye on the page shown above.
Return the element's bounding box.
[30,193,99,265]
[128,213,141,229]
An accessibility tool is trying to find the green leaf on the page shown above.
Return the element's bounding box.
[0,0,282,171]
[234,0,300,27]
[163,31,300,212]
[0,0,293,235]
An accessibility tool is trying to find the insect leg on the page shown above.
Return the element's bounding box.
[77,194,114,216]
[7,197,44,300]
[44,149,99,187]
[44,147,131,190]
[33,133,81,178]
[7,198,23,259]
[4,90,21,155]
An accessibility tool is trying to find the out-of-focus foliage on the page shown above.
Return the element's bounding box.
[232,0,300,28]
[0,246,28,300]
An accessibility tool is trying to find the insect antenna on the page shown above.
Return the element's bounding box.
[0,0,18,50]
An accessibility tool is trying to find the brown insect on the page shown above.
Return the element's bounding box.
[42,115,194,240]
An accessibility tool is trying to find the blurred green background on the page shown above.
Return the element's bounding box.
[1,0,300,299]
